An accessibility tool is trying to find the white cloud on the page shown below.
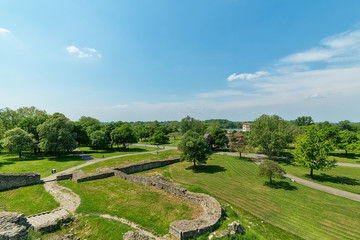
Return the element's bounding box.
[0,28,11,35]
[66,45,101,59]
[196,90,246,98]
[227,71,268,81]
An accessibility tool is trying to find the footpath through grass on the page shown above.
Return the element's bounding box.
[0,151,86,177]
[162,154,360,240]
[60,176,202,236]
[79,145,157,158]
[0,184,59,215]
[80,149,180,173]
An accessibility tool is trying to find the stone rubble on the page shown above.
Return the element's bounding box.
[0,212,30,240]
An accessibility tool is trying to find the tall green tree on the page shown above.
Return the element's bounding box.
[206,122,229,149]
[293,125,336,178]
[149,130,169,145]
[250,114,293,156]
[179,130,212,168]
[111,124,137,149]
[37,113,77,155]
[90,130,109,149]
[294,116,314,126]
[337,130,358,155]
[1,128,35,158]
[180,116,204,135]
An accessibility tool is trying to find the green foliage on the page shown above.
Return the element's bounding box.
[149,130,170,145]
[179,130,212,167]
[203,119,244,129]
[294,116,314,126]
[258,160,285,183]
[250,115,293,156]
[90,130,109,149]
[229,134,250,158]
[293,125,336,177]
[180,116,205,135]
[73,122,91,146]
[1,127,35,158]
[337,120,357,132]
[110,124,137,148]
[37,113,77,155]
[338,130,358,154]
[206,122,229,149]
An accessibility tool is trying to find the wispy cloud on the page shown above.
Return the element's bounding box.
[66,45,102,59]
[227,71,268,81]
[196,90,246,98]
[0,28,11,35]
[96,104,128,110]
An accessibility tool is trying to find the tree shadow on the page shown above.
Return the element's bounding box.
[305,173,360,186]
[329,152,357,159]
[264,181,298,191]
[185,165,226,174]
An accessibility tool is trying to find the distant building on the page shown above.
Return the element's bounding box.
[242,123,251,132]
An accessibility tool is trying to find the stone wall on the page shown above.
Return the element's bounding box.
[71,170,115,183]
[115,172,223,240]
[0,173,41,191]
[0,212,30,240]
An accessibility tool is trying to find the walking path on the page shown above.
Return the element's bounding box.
[337,162,360,168]
[132,143,178,150]
[44,181,80,213]
[215,152,360,202]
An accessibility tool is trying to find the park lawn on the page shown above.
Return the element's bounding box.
[59,176,202,236]
[138,135,182,147]
[80,149,180,173]
[0,184,59,215]
[0,151,86,177]
[41,215,133,240]
[278,161,360,194]
[328,151,360,164]
[78,146,157,158]
[161,154,360,240]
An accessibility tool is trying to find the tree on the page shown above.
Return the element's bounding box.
[111,124,137,149]
[179,130,212,168]
[1,128,35,158]
[294,116,314,126]
[258,160,285,184]
[293,125,336,178]
[206,122,229,149]
[180,116,204,135]
[37,113,77,155]
[90,130,109,149]
[134,125,147,142]
[250,115,293,156]
[337,120,357,132]
[229,134,249,158]
[337,130,358,155]
[73,122,91,146]
[170,132,180,142]
[149,130,169,145]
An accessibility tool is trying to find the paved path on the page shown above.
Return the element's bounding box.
[42,149,169,182]
[215,152,360,202]
[337,162,360,168]
[132,143,178,150]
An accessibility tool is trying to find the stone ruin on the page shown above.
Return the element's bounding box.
[0,173,41,191]
[0,212,31,240]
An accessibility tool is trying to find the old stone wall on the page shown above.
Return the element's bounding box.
[71,170,115,183]
[0,173,41,191]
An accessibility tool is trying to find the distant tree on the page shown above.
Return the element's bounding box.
[102,123,116,148]
[293,125,336,178]
[258,160,285,184]
[179,130,212,168]
[149,130,169,145]
[250,115,293,156]
[113,124,137,149]
[229,134,249,158]
[1,128,35,158]
[180,116,204,135]
[73,122,90,146]
[206,122,229,149]
[316,121,333,129]
[294,116,314,126]
[134,125,148,142]
[90,130,108,149]
[37,113,77,155]
[170,132,180,142]
[338,130,358,155]
[337,120,357,132]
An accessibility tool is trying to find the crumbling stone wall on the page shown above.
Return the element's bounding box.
[0,173,41,191]
[0,212,30,240]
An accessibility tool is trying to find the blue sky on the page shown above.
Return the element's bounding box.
[1,0,360,122]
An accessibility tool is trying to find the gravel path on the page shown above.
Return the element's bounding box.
[337,162,360,168]
[44,181,81,213]
[132,143,178,150]
[215,152,360,202]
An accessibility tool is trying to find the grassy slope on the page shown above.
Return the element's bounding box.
[79,146,157,158]
[278,161,360,194]
[41,215,133,240]
[0,152,86,177]
[80,149,180,173]
[164,155,360,240]
[59,176,201,236]
[0,184,59,215]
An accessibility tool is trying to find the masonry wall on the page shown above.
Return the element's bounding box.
[111,158,180,174]
[0,173,41,191]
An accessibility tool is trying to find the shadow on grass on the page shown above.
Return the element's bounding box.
[185,165,226,174]
[329,152,357,159]
[264,181,298,191]
[305,173,360,186]
[83,147,149,154]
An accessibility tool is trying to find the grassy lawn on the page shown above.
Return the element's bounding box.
[150,154,360,240]
[328,151,360,164]
[41,215,133,240]
[277,160,360,194]
[0,151,86,177]
[138,135,182,147]
[79,146,157,158]
[80,149,180,173]
[0,184,59,215]
[59,176,201,236]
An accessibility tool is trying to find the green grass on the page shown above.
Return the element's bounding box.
[80,149,180,173]
[158,154,360,240]
[0,151,86,177]
[0,184,59,215]
[42,215,133,240]
[78,145,157,158]
[277,160,360,194]
[138,135,182,147]
[59,176,201,236]
[328,151,360,164]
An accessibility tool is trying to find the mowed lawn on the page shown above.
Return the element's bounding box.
[60,176,202,236]
[79,146,157,158]
[328,151,360,164]
[278,161,360,194]
[166,155,360,240]
[0,184,59,215]
[80,150,180,173]
[0,151,86,177]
